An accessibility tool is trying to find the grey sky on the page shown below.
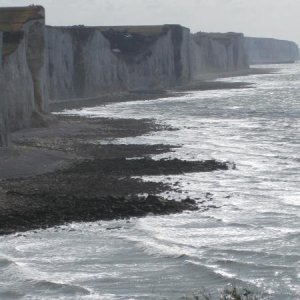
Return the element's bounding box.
[0,0,299,45]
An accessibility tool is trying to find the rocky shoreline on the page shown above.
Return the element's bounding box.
[0,111,233,235]
[0,79,255,235]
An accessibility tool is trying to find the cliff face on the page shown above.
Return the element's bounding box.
[0,6,48,146]
[46,26,123,101]
[46,25,191,101]
[245,37,299,64]
[0,6,253,146]
[110,25,191,91]
[0,8,252,146]
[0,32,8,146]
[190,32,249,79]
[46,26,251,102]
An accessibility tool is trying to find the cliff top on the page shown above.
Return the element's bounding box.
[47,24,189,59]
[97,25,166,36]
[193,31,243,38]
[245,36,299,46]
[49,24,188,36]
[96,24,189,35]
[0,6,45,32]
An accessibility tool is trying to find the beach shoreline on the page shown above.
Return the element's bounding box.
[0,75,263,235]
[50,69,271,112]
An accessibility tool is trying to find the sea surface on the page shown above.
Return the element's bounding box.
[1,64,300,299]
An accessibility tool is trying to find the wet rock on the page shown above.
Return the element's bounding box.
[181,197,195,204]
[106,226,122,231]
[64,158,229,177]
[0,121,232,235]
[0,193,200,235]
[207,205,221,209]
[205,192,213,198]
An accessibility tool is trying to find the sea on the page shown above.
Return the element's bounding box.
[0,63,299,299]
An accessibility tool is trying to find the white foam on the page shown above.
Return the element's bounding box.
[282,194,300,207]
[2,63,300,298]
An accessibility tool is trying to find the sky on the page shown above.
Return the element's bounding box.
[0,0,299,45]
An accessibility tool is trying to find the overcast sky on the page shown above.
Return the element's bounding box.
[0,0,299,45]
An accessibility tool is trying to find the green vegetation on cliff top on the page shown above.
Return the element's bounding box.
[96,25,166,36]
[0,6,44,58]
[64,24,186,36]
[0,6,44,31]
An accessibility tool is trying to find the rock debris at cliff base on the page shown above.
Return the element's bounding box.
[0,114,230,235]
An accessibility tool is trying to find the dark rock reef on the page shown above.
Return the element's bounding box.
[0,155,229,235]
[0,114,231,235]
[0,192,199,235]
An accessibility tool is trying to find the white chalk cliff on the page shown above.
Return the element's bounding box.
[46,25,192,101]
[190,32,249,79]
[245,37,299,64]
[2,6,298,146]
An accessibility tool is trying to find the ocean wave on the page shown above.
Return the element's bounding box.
[0,291,24,299]
[31,279,91,296]
[134,237,192,259]
[210,248,300,263]
[214,258,291,271]
[184,259,248,286]
[0,256,15,269]
[0,258,91,298]
[281,194,300,207]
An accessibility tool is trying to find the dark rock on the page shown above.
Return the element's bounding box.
[106,226,122,231]
[182,197,196,205]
